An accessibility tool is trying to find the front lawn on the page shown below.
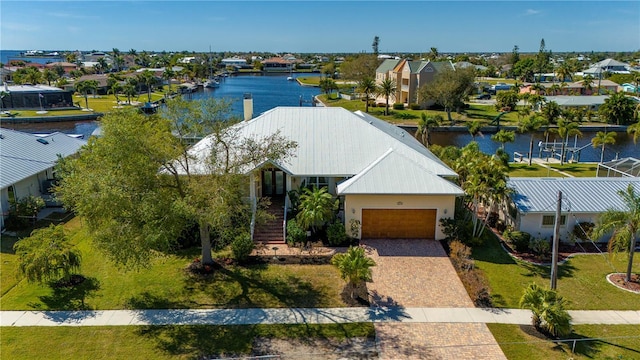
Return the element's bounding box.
[488,324,640,360]
[472,235,640,310]
[508,163,564,178]
[1,323,375,359]
[1,218,350,311]
[550,163,598,177]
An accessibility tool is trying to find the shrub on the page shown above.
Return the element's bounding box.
[409,103,421,110]
[327,221,348,246]
[504,230,531,252]
[393,103,404,110]
[572,222,595,242]
[231,233,254,263]
[529,237,551,259]
[286,219,306,246]
[449,240,473,271]
[440,217,473,245]
[6,195,45,229]
[459,268,492,307]
[348,219,361,239]
[520,283,572,337]
[392,112,419,120]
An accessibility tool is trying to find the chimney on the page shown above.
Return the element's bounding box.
[243,93,253,121]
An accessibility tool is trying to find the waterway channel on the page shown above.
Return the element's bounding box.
[3,73,637,162]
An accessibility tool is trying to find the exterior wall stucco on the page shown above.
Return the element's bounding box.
[517,211,604,243]
[343,194,456,240]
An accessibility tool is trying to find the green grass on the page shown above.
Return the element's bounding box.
[0,323,375,359]
[488,324,640,360]
[1,218,350,311]
[549,163,598,177]
[473,235,640,310]
[508,163,565,178]
[297,76,320,86]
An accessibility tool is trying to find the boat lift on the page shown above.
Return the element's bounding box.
[537,135,591,163]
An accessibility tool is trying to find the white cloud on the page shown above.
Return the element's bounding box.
[525,9,541,16]
[2,22,40,32]
[47,12,98,19]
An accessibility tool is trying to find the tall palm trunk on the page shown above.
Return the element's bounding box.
[528,134,534,166]
[626,235,636,283]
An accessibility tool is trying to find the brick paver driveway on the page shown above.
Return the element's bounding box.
[362,239,506,360]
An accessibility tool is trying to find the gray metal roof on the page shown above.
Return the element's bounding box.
[375,59,400,74]
[185,106,458,183]
[337,149,464,195]
[508,177,640,214]
[544,95,610,107]
[0,129,86,189]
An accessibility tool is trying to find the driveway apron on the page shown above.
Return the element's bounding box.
[362,239,506,360]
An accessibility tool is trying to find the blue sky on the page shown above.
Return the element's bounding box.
[1,1,638,53]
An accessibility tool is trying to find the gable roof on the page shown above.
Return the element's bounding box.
[0,129,86,189]
[508,177,640,214]
[376,59,401,74]
[186,107,458,181]
[337,149,463,195]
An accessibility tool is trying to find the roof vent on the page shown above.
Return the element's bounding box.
[37,138,49,145]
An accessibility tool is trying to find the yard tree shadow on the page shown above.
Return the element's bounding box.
[35,276,101,310]
[182,264,325,309]
[124,291,185,310]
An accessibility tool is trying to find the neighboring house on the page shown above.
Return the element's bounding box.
[44,62,78,73]
[0,84,74,110]
[583,58,632,75]
[0,129,87,228]
[520,80,619,96]
[504,177,640,242]
[375,58,454,107]
[177,57,198,64]
[454,61,487,72]
[597,157,640,178]
[1,68,15,84]
[621,83,639,93]
[262,57,294,72]
[543,95,610,110]
[221,58,248,68]
[185,106,464,240]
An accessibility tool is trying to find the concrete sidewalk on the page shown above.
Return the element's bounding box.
[2,307,638,327]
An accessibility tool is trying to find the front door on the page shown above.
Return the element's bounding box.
[262,170,286,197]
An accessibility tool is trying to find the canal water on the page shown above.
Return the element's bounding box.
[3,73,638,162]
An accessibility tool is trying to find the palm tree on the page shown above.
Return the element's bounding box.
[42,69,58,86]
[415,113,441,147]
[491,129,515,150]
[466,120,483,141]
[75,80,98,109]
[591,185,640,283]
[582,74,595,94]
[109,82,123,104]
[96,57,109,74]
[112,48,121,71]
[24,67,43,85]
[555,62,573,83]
[591,131,616,163]
[295,186,337,235]
[331,246,376,299]
[628,122,640,144]
[518,115,548,165]
[551,118,582,165]
[123,80,137,105]
[519,283,572,337]
[429,47,439,60]
[137,70,157,103]
[598,92,637,125]
[357,77,377,113]
[541,101,562,124]
[377,78,396,115]
[163,67,175,93]
[319,78,338,97]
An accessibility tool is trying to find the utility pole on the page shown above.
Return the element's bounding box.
[550,191,562,290]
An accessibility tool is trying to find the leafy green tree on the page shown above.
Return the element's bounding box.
[518,115,548,165]
[372,36,380,56]
[357,77,377,113]
[519,283,572,337]
[415,113,441,147]
[591,131,616,163]
[339,54,378,82]
[419,67,475,123]
[75,80,98,109]
[591,185,640,283]
[377,77,396,115]
[137,70,157,103]
[122,80,137,104]
[331,246,376,299]
[491,129,515,149]
[56,99,297,268]
[109,82,123,103]
[296,186,337,234]
[512,57,535,82]
[14,224,82,285]
[494,90,519,112]
[163,67,175,93]
[598,92,636,125]
[551,118,582,165]
[319,78,338,97]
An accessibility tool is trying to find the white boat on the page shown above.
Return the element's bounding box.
[287,76,294,81]
[204,79,220,88]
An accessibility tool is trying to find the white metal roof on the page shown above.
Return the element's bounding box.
[545,95,610,107]
[4,84,64,93]
[187,107,458,178]
[337,149,464,195]
[0,129,86,189]
[508,177,640,214]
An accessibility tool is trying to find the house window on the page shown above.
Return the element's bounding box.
[542,215,566,227]
[8,185,16,205]
[306,176,328,189]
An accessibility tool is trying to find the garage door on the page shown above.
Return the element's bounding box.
[361,209,436,239]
